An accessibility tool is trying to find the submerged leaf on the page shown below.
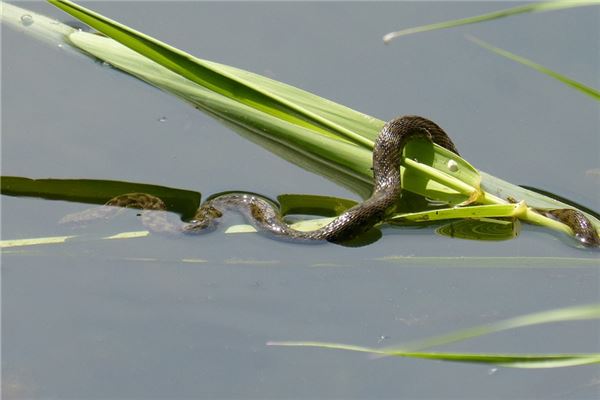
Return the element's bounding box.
[277,194,357,217]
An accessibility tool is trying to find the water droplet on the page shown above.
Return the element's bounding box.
[377,335,391,343]
[20,14,34,26]
[57,44,63,48]
[447,159,459,172]
[158,116,167,123]
[101,61,111,68]
[488,367,498,375]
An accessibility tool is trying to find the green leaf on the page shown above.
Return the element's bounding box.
[268,304,600,368]
[2,1,597,245]
[383,1,600,43]
[65,29,483,207]
[47,0,376,148]
[467,35,600,101]
[1,176,201,219]
[392,201,526,223]
[268,340,600,368]
[384,303,600,353]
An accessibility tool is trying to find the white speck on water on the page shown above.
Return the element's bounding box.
[57,43,63,48]
[158,116,168,122]
[488,367,498,375]
[101,61,111,67]
[20,15,34,26]
[447,159,459,172]
[377,335,391,343]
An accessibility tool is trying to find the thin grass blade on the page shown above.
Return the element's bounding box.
[380,304,600,352]
[467,35,600,101]
[383,1,600,43]
[269,304,600,368]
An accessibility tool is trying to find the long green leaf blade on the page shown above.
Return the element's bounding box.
[47,0,375,148]
[269,304,600,368]
[268,341,600,368]
[383,1,600,42]
[66,31,479,205]
[467,36,600,100]
[382,304,600,353]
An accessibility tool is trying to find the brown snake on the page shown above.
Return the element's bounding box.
[61,115,600,246]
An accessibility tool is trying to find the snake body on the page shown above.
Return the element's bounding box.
[180,116,461,242]
[536,208,599,247]
[61,115,599,246]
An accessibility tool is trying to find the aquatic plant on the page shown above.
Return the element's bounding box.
[2,1,598,247]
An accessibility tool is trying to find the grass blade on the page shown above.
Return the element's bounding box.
[268,341,600,368]
[382,304,600,353]
[383,1,600,43]
[467,35,600,101]
[269,304,600,368]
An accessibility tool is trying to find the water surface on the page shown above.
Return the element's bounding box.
[2,2,599,399]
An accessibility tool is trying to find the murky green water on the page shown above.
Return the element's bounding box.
[2,2,599,399]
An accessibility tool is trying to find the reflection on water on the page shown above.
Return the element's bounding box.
[3,176,555,248]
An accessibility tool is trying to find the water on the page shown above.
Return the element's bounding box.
[19,14,33,27]
[2,2,599,399]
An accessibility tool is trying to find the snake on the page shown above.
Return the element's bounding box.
[60,115,600,246]
[533,209,599,247]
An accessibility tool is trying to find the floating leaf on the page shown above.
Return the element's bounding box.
[0,176,201,219]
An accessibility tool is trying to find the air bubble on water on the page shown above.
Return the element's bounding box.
[447,159,459,172]
[158,116,167,122]
[377,335,391,343]
[20,14,34,26]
